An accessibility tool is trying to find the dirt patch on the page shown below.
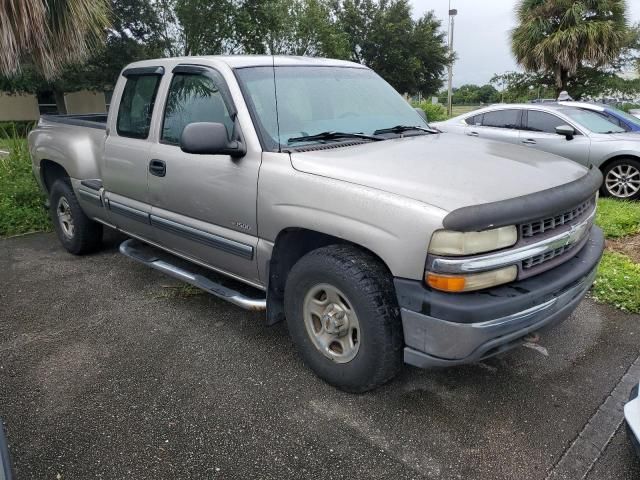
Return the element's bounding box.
[606,233,640,264]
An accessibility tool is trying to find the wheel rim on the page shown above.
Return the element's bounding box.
[56,196,75,239]
[605,164,640,198]
[303,283,360,363]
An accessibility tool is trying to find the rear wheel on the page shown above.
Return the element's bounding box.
[49,179,103,254]
[284,245,403,392]
[601,158,640,200]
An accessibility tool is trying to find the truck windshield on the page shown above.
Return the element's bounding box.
[235,66,428,150]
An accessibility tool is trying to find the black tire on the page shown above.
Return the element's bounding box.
[600,158,640,200]
[284,245,403,392]
[49,179,103,255]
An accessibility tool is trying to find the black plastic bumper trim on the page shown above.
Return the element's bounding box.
[395,226,604,324]
[443,167,602,231]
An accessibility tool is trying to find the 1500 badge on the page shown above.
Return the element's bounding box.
[233,221,251,231]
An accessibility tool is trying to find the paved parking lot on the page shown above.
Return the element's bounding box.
[1,231,640,479]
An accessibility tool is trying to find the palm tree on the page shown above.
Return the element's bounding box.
[511,0,630,95]
[0,0,110,80]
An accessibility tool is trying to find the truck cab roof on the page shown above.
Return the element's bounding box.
[123,55,367,71]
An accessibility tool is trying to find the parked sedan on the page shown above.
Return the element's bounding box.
[627,382,640,458]
[432,104,640,200]
[559,101,640,133]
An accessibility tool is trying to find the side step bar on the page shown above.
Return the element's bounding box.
[119,238,266,311]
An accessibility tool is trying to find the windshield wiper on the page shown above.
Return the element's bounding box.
[287,131,382,144]
[373,125,440,135]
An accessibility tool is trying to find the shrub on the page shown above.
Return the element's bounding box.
[0,126,50,236]
[617,103,640,114]
[0,121,36,138]
[413,101,447,122]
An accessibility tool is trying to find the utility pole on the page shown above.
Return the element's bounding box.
[446,4,457,117]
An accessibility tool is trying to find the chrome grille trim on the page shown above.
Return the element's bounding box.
[429,209,595,275]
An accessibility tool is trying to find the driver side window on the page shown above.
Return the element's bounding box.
[161,72,233,145]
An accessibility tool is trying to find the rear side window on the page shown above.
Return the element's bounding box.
[116,74,161,139]
[525,110,566,134]
[481,110,521,129]
[465,114,483,125]
[161,72,234,145]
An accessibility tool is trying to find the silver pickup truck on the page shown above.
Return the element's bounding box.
[29,56,604,392]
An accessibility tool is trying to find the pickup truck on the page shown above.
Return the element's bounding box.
[29,56,604,392]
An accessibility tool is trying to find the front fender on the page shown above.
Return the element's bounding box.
[258,153,447,280]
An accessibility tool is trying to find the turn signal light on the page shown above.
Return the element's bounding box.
[426,266,518,292]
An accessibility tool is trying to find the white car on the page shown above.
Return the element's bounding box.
[627,382,640,457]
[432,103,640,200]
[630,109,640,120]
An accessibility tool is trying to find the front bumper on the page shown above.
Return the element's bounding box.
[625,383,640,458]
[395,226,604,368]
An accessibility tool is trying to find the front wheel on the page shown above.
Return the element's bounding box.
[49,179,103,255]
[284,245,403,392]
[601,158,640,200]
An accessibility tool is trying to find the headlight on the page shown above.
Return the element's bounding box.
[428,226,518,256]
[426,266,518,292]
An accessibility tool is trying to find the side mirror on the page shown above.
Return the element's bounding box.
[555,124,575,140]
[180,122,246,157]
[415,107,428,122]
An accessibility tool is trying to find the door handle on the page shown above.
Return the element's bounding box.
[467,131,479,137]
[522,139,537,145]
[149,159,166,177]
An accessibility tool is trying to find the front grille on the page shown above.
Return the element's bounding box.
[521,198,593,239]
[522,243,577,270]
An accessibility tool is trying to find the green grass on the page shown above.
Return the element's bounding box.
[0,132,51,237]
[592,251,640,313]
[450,105,480,117]
[596,198,640,238]
[592,197,640,313]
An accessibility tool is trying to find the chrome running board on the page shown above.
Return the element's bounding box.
[119,238,266,311]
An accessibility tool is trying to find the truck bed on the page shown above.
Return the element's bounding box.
[40,113,108,130]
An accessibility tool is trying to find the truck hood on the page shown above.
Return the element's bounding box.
[289,134,588,212]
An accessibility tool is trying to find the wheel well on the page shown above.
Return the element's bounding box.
[40,160,69,193]
[265,228,391,325]
[599,155,640,174]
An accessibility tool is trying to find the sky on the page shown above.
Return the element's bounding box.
[410,0,640,87]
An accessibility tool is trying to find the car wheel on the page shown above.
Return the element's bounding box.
[49,179,103,254]
[284,245,403,392]
[601,158,640,200]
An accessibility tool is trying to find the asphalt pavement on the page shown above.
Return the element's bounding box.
[1,231,639,479]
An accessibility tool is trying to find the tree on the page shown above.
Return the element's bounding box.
[1,0,174,112]
[511,0,633,95]
[175,0,348,57]
[335,0,449,96]
[0,0,110,80]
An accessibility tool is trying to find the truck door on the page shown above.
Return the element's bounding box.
[103,67,164,240]
[147,65,261,283]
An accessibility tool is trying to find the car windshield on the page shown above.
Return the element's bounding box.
[559,108,626,134]
[235,66,428,150]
